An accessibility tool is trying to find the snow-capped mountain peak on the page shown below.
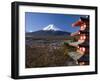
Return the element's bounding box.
[43,24,61,31]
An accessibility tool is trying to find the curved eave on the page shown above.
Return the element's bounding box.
[72,20,83,27]
[71,31,79,36]
[69,41,84,47]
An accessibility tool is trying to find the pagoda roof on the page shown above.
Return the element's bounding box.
[68,52,83,61]
[69,40,84,47]
[78,42,89,47]
[71,30,89,36]
[72,19,83,27]
[79,30,89,34]
[72,17,89,27]
[77,54,89,62]
[70,31,79,36]
[80,17,89,22]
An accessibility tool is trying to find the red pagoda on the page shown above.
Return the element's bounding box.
[68,16,89,65]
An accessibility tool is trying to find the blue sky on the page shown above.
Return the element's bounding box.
[25,12,87,33]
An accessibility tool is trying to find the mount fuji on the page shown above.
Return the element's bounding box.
[43,24,61,31]
[26,24,70,37]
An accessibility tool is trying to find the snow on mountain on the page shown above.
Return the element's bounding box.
[26,24,70,37]
[43,24,61,31]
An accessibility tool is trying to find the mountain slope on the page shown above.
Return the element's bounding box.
[26,24,70,37]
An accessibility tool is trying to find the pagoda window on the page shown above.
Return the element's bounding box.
[79,47,86,52]
[79,34,86,41]
[77,46,86,55]
[80,23,86,31]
